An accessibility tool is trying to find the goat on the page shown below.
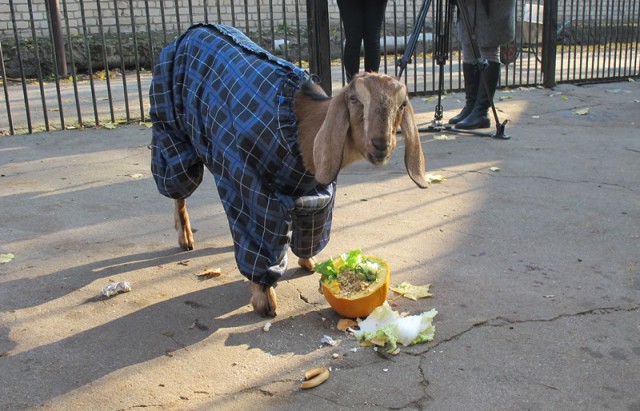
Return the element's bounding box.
[150,24,428,317]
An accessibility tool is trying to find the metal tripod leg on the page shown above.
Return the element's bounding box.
[396,0,510,140]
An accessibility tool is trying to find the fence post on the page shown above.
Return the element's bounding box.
[541,0,557,88]
[306,0,332,95]
[47,0,67,76]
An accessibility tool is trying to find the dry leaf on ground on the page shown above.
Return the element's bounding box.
[572,107,590,115]
[426,173,447,183]
[0,253,15,264]
[391,282,432,300]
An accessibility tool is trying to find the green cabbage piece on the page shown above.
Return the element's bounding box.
[314,249,380,283]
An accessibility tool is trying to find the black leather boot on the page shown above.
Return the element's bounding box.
[448,63,479,125]
[455,61,501,130]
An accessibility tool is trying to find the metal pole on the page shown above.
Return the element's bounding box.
[542,0,558,88]
[47,0,67,75]
[306,0,332,95]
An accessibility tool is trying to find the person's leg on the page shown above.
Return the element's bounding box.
[337,0,365,81]
[449,20,481,124]
[362,0,387,73]
[456,46,501,129]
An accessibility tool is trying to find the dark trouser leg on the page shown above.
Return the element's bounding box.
[337,0,365,82]
[362,0,388,74]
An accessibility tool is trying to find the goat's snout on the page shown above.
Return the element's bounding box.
[371,137,389,152]
[369,136,391,163]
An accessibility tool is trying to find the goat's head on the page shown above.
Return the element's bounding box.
[313,72,429,188]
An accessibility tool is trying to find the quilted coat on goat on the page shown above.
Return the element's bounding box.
[149,24,336,287]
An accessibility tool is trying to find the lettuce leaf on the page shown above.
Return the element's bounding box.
[315,249,379,283]
[352,301,437,351]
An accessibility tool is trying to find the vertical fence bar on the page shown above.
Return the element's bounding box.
[244,0,250,33]
[9,0,33,133]
[145,0,155,70]
[44,0,66,129]
[631,0,640,76]
[47,0,67,75]
[256,0,263,47]
[269,0,275,54]
[620,0,629,77]
[0,41,15,135]
[542,0,557,87]
[581,0,589,81]
[160,0,168,44]
[96,0,115,123]
[203,0,209,24]
[27,0,50,131]
[127,0,146,121]
[294,0,302,67]
[113,0,131,122]
[61,0,83,129]
[79,0,100,126]
[280,0,288,60]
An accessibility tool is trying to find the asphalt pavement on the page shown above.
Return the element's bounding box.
[1,79,639,410]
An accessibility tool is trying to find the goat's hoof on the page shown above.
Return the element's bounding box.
[298,257,317,271]
[178,232,195,251]
[250,283,277,317]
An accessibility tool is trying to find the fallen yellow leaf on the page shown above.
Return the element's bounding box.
[426,173,447,183]
[0,253,15,264]
[391,282,432,301]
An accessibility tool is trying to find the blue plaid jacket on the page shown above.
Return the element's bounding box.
[150,24,336,287]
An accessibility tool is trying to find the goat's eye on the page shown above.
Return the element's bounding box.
[349,95,359,104]
[400,101,408,109]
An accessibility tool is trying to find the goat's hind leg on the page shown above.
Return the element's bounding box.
[174,198,195,251]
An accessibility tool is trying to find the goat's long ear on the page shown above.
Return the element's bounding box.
[401,101,429,189]
[313,90,349,185]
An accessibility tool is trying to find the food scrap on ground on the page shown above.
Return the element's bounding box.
[352,301,437,352]
[391,282,432,301]
[300,367,330,389]
[196,267,222,278]
[314,249,390,319]
[337,318,358,331]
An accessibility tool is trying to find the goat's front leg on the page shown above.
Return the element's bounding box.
[250,283,277,317]
[174,198,194,251]
[298,257,317,271]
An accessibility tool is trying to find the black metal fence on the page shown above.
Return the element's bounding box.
[1,0,638,135]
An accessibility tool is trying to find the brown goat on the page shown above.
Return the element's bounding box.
[174,72,428,317]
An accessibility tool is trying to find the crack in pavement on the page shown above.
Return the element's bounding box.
[429,305,640,351]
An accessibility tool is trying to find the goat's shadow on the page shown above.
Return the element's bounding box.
[0,245,233,312]
[1,279,257,406]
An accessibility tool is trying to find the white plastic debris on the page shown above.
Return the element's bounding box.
[321,335,340,346]
[263,322,272,332]
[101,281,131,297]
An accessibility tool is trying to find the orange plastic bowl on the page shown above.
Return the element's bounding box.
[321,256,390,319]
